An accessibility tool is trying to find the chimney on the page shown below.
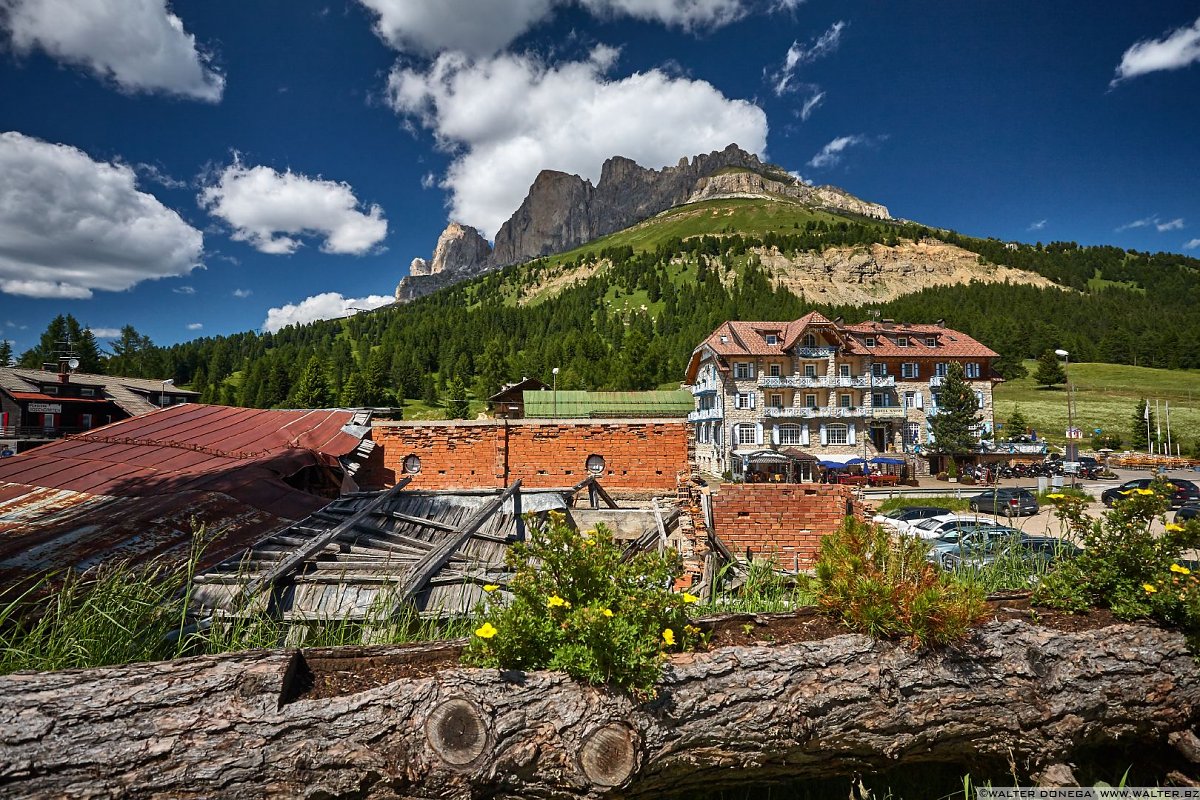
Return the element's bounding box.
[936,319,946,328]
[833,315,844,327]
[882,319,895,329]
[58,359,71,384]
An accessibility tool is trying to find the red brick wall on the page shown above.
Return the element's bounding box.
[364,419,689,492]
[710,484,864,568]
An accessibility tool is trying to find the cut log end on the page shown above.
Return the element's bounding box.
[579,723,638,787]
[425,697,490,768]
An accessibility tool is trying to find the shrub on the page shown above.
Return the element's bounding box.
[958,474,976,486]
[936,471,950,481]
[814,516,986,647]
[463,512,698,697]
[1035,482,1200,638]
[876,496,969,514]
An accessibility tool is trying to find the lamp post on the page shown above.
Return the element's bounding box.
[1054,349,1074,485]
[161,378,174,408]
[551,367,559,418]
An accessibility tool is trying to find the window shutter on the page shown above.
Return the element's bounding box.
[749,392,756,409]
[800,424,810,446]
[755,423,763,445]
[915,392,924,409]
[771,424,780,445]
[819,423,828,446]
[848,422,857,446]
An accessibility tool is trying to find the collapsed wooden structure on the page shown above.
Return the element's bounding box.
[190,476,688,635]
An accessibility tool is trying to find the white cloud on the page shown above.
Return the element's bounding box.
[1115,214,1185,233]
[1184,238,1200,250]
[263,292,393,333]
[198,161,388,255]
[798,90,824,121]
[0,0,224,101]
[0,131,204,299]
[357,0,743,56]
[173,285,195,294]
[89,327,121,338]
[134,162,188,189]
[808,133,873,169]
[1027,219,1047,231]
[232,288,252,298]
[186,322,202,330]
[388,50,767,238]
[772,21,845,96]
[1111,15,1200,86]
[420,172,437,189]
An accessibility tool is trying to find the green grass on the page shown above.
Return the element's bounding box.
[875,496,970,514]
[994,360,1200,450]
[399,398,487,421]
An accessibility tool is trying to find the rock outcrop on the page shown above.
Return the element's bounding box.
[396,144,891,302]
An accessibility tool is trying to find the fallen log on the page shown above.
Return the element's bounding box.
[1,616,1198,798]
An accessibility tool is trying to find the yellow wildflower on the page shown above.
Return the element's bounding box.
[1135,488,1155,495]
[1143,583,1158,594]
[1165,523,1185,532]
[1046,493,1065,500]
[601,608,614,617]
[474,622,498,639]
[662,628,676,646]
[482,584,500,592]
[1170,563,1192,575]
[682,592,700,604]
[548,595,570,608]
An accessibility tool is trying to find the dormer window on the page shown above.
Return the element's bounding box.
[42,385,59,395]
[925,337,937,347]
[865,336,877,348]
[80,388,95,397]
[897,336,910,348]
[802,334,817,348]
[765,333,778,345]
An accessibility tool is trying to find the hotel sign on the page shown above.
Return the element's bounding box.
[28,403,62,414]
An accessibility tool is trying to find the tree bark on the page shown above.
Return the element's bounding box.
[1,618,1198,799]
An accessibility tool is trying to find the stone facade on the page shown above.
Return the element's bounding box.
[686,314,998,480]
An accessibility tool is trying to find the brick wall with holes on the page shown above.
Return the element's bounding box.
[361,419,689,491]
[709,483,865,569]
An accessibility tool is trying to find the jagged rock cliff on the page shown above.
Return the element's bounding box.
[396,144,891,302]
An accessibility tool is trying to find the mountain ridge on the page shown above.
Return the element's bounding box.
[395,144,890,302]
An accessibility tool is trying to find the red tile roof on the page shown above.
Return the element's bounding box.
[842,322,998,358]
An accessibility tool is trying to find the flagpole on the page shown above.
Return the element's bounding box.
[1145,400,1152,456]
[1165,401,1172,457]
[1156,399,1162,454]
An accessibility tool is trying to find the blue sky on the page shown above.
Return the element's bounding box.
[1,0,1199,355]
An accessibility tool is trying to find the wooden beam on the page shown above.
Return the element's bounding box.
[370,510,458,532]
[233,477,411,606]
[590,478,619,509]
[393,481,521,607]
[652,498,668,554]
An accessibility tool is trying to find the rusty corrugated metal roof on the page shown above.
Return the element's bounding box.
[0,404,369,588]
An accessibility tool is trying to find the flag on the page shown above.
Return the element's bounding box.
[1144,401,1149,420]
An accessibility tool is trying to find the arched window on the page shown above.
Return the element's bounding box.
[826,423,849,445]
[802,333,817,348]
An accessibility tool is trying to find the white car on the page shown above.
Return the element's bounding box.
[906,513,1002,540]
[872,506,953,536]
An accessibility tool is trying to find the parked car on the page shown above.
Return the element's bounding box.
[907,513,999,540]
[1101,478,1200,509]
[1175,504,1200,524]
[924,524,1021,565]
[966,488,1039,517]
[938,534,1081,572]
[872,506,952,535]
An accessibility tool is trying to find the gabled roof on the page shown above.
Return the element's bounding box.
[0,404,372,588]
[0,367,199,416]
[843,322,998,358]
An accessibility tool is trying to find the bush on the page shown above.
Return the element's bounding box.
[463,512,699,697]
[1034,482,1200,638]
[876,496,969,514]
[936,471,950,481]
[958,474,976,486]
[814,516,986,647]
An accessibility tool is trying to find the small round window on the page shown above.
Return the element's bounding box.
[403,454,422,474]
[586,454,605,475]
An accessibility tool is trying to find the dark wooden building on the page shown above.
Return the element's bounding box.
[486,377,550,419]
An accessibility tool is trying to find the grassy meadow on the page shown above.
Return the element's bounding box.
[993,360,1200,452]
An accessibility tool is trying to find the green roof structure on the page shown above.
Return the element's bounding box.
[521,390,692,419]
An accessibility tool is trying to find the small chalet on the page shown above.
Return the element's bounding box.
[0,365,198,452]
[487,377,550,418]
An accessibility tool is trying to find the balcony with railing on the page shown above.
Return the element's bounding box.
[793,346,836,359]
[687,407,723,423]
[759,374,895,390]
[929,375,946,387]
[689,379,720,395]
[763,406,869,419]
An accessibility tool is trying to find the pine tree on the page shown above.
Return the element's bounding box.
[446,376,470,419]
[1005,406,1028,439]
[1033,349,1067,388]
[290,357,331,408]
[0,338,13,367]
[341,371,367,407]
[1130,399,1155,451]
[928,362,982,459]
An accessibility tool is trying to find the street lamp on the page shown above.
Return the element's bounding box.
[161,378,174,408]
[551,367,559,418]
